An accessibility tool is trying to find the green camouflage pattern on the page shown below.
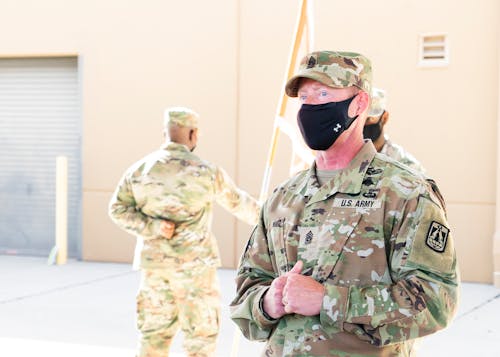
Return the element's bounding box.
[285,51,372,97]
[368,88,386,117]
[136,264,220,357]
[230,141,459,356]
[109,141,260,269]
[164,106,199,128]
[381,136,426,174]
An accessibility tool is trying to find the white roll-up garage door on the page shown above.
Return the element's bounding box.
[0,57,81,257]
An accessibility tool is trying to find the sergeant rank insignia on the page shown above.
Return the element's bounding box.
[426,221,449,253]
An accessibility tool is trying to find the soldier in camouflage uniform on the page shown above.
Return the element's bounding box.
[230,51,459,356]
[109,107,260,357]
[364,88,425,173]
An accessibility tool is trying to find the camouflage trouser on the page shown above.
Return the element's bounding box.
[136,265,220,357]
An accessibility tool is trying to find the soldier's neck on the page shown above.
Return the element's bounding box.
[373,134,386,152]
[316,136,364,170]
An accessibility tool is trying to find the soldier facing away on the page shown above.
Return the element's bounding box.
[364,88,425,173]
[230,51,459,356]
[109,107,260,357]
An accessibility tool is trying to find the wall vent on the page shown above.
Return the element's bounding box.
[418,33,449,67]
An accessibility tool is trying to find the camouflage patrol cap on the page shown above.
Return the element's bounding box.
[368,88,387,117]
[164,107,199,128]
[285,51,372,97]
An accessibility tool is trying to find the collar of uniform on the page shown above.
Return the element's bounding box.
[304,140,377,206]
[160,141,191,152]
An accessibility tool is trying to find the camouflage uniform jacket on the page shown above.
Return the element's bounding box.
[109,142,260,269]
[381,136,426,174]
[230,141,459,357]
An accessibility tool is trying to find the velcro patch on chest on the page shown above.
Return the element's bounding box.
[333,198,381,209]
[426,221,449,253]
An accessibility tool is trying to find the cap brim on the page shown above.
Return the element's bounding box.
[285,74,312,97]
[285,71,349,97]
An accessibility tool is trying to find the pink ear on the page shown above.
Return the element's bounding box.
[360,91,370,113]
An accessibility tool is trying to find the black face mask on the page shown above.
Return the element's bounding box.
[297,96,358,150]
[363,113,384,142]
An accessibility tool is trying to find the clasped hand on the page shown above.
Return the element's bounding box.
[160,220,175,239]
[263,260,325,319]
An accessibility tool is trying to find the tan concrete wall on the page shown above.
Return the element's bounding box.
[0,0,249,267]
[76,1,244,267]
[1,0,499,281]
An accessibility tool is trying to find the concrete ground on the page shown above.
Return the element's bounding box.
[1,255,499,357]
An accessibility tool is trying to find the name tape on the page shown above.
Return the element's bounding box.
[333,198,381,209]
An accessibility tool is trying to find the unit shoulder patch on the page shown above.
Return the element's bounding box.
[425,221,449,253]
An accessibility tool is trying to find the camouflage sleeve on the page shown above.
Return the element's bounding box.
[320,186,459,346]
[214,166,260,225]
[230,206,278,341]
[108,171,163,240]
